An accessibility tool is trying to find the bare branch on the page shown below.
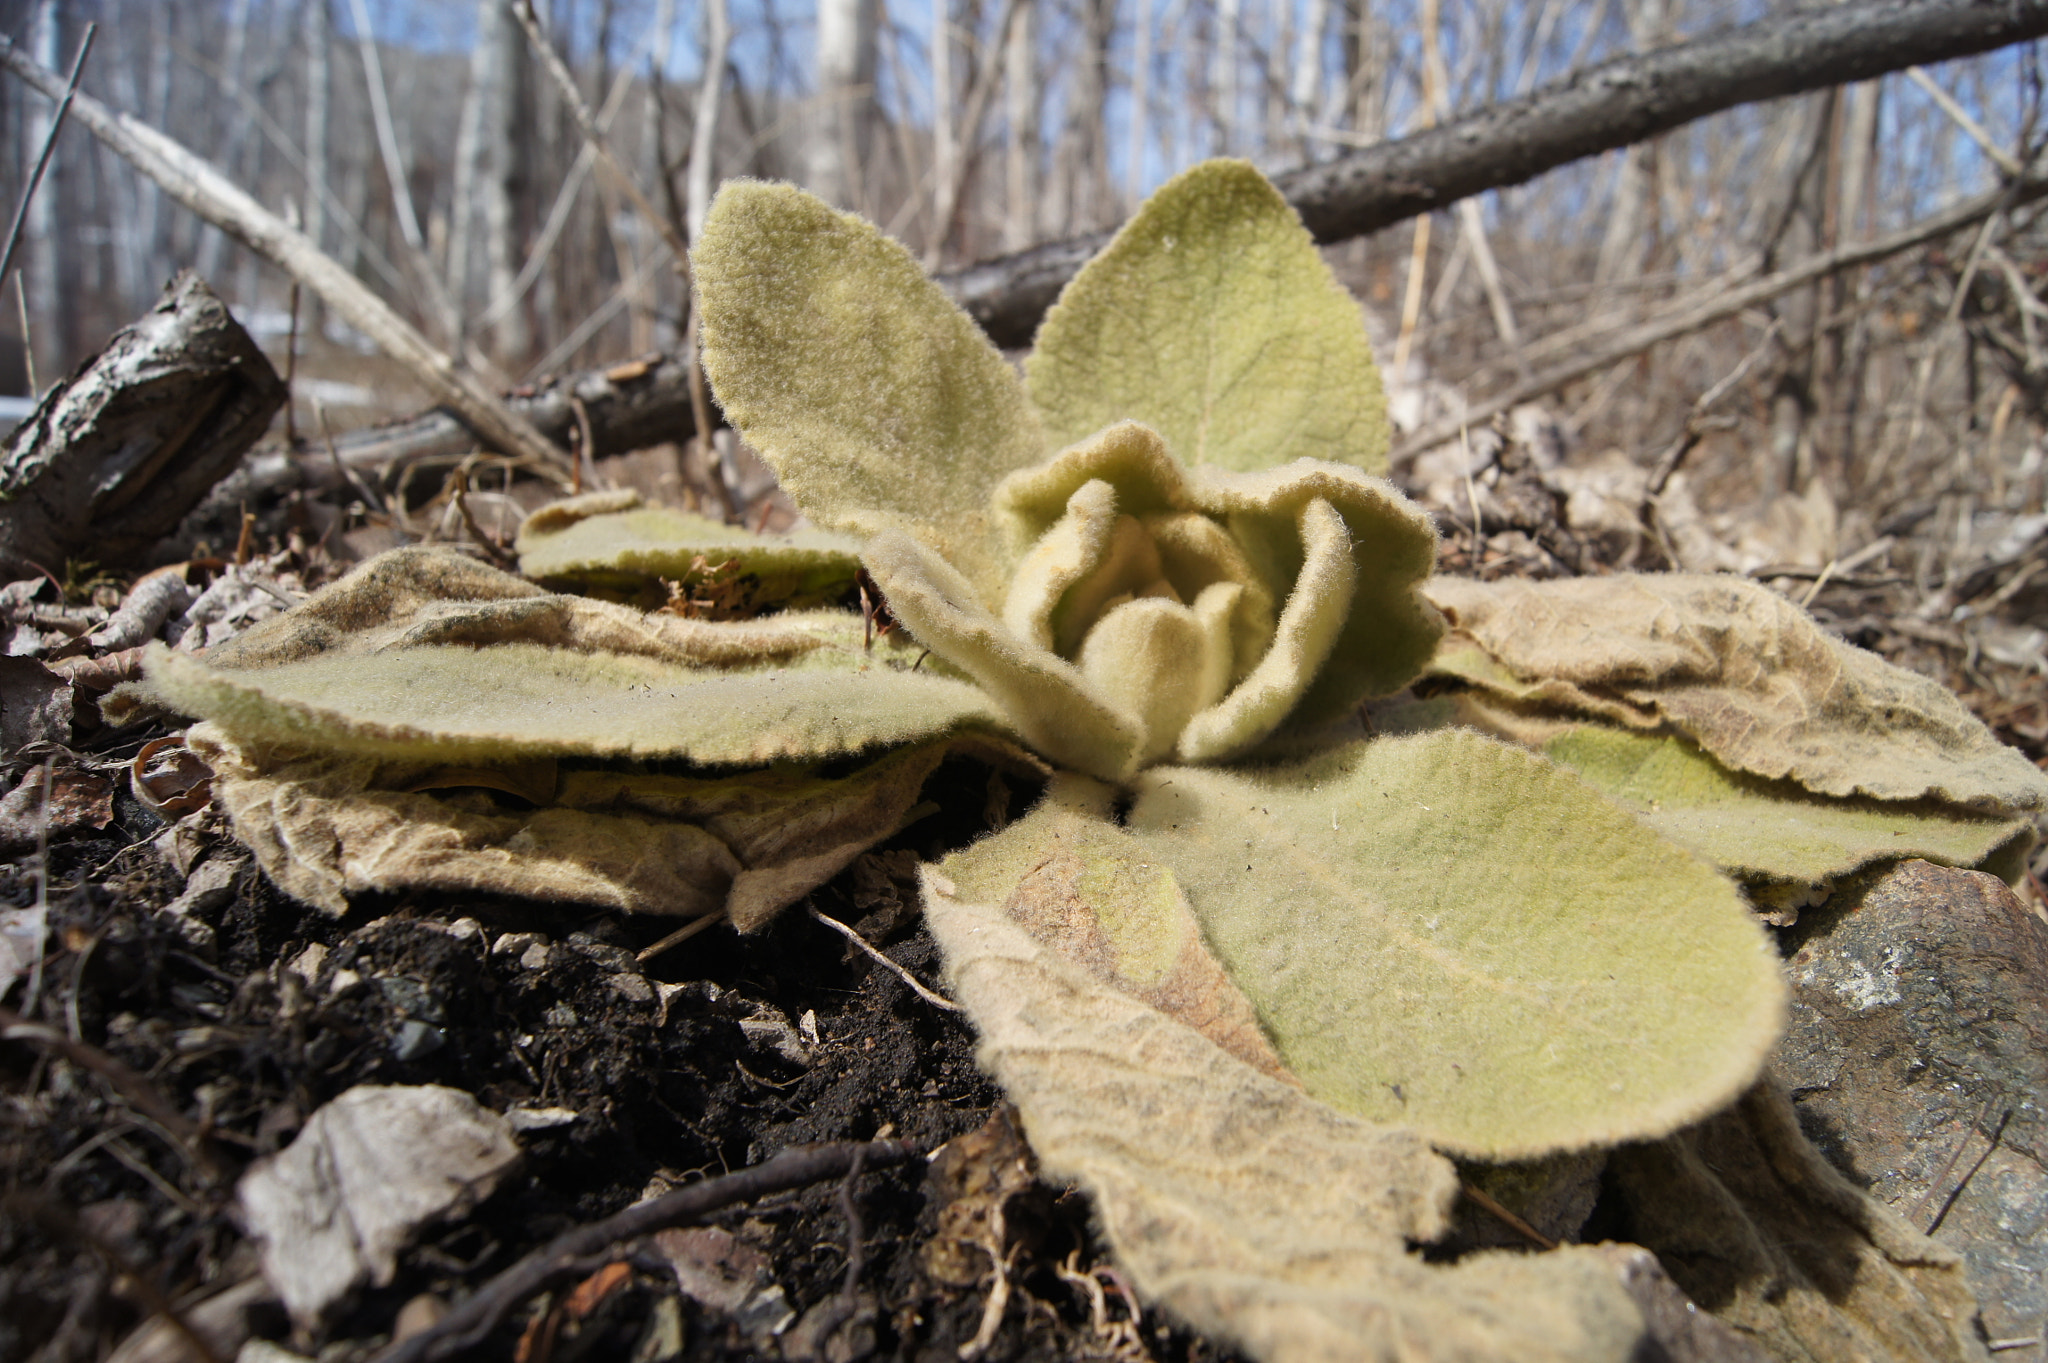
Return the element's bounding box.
[942,0,2048,346]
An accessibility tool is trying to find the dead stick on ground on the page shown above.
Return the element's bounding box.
[809,906,964,1013]
[371,1139,916,1363]
[0,36,572,484]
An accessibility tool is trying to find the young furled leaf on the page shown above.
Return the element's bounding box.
[1026,160,1392,475]
[1127,730,1788,1159]
[694,181,1046,601]
[864,421,1439,776]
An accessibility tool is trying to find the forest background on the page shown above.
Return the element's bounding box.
[0,0,2042,570]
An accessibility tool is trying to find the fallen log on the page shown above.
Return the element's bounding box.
[0,271,284,579]
[210,352,699,505]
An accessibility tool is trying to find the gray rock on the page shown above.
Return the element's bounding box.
[1776,858,2048,1343]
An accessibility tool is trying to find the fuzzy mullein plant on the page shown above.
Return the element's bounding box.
[123,161,2047,1361]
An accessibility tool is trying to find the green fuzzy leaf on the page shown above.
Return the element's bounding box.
[694,180,1043,599]
[936,773,1289,1076]
[1540,724,2036,890]
[1127,730,1787,1158]
[141,640,1005,767]
[859,529,1146,780]
[923,866,1648,1362]
[120,546,1007,766]
[1026,159,1391,474]
[1425,573,2048,815]
[515,491,862,608]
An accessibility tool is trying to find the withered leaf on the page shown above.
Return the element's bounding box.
[922,875,1650,1362]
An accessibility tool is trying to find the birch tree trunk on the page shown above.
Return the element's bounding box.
[23,0,62,384]
[478,0,530,362]
[1593,0,1669,287]
[687,0,733,245]
[302,0,332,336]
[1002,0,1037,250]
[809,0,879,210]
[1764,91,1837,493]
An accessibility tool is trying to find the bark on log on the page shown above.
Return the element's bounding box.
[941,0,2048,347]
[0,271,284,578]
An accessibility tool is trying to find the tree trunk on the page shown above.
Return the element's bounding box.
[1002,0,1038,250]
[1764,91,1836,494]
[448,0,492,316]
[302,0,332,264]
[1127,0,1151,208]
[22,0,63,385]
[1593,0,1668,287]
[192,0,254,289]
[1292,0,1330,156]
[932,0,956,255]
[1213,0,1240,155]
[687,0,733,245]
[478,0,531,363]
[809,0,879,211]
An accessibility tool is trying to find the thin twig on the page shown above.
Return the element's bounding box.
[342,0,458,341]
[451,466,518,568]
[1395,172,2048,463]
[13,270,36,399]
[510,0,690,267]
[635,911,724,964]
[1905,66,2025,177]
[1917,1103,2012,1235]
[369,1139,916,1363]
[0,22,94,288]
[569,395,597,493]
[0,1003,215,1177]
[808,906,963,1013]
[1459,1181,1559,1251]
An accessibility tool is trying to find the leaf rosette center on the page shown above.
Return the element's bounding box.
[695,161,1443,779]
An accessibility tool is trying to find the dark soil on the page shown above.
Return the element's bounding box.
[0,741,1242,1363]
